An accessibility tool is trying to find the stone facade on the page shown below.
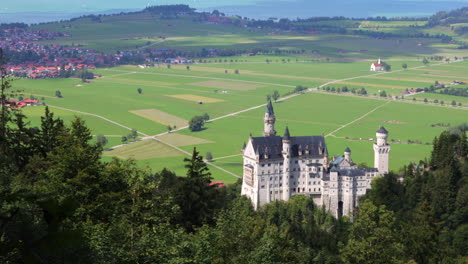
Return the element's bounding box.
[241,101,390,218]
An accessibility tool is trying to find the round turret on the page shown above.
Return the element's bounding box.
[263,99,276,136]
[344,147,351,161]
[376,126,388,146]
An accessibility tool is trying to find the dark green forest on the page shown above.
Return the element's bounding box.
[1,53,467,263]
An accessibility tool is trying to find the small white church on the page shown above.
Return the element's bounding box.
[370,58,385,71]
[241,100,391,218]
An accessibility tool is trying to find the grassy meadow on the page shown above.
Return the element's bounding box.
[16,11,468,183]
[16,57,468,182]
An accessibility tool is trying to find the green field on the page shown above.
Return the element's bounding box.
[17,13,468,182]
[16,58,468,183]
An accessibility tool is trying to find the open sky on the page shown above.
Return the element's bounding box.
[1,0,467,23]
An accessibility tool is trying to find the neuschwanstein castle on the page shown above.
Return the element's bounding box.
[241,100,391,218]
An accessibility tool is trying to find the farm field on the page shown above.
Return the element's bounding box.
[15,57,468,183]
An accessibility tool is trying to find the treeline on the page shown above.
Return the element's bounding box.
[427,7,468,27]
[429,87,468,98]
[0,22,28,29]
[144,4,195,15]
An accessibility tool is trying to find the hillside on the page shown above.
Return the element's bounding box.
[28,5,468,57]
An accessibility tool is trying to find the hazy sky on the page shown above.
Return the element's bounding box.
[1,0,466,13]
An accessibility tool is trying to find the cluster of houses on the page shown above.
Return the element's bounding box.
[3,98,40,109]
[1,27,193,79]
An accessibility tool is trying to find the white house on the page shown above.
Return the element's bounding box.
[370,58,385,71]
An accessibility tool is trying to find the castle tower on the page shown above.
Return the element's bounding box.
[263,100,276,137]
[282,126,291,201]
[378,57,381,64]
[344,147,351,162]
[373,126,391,174]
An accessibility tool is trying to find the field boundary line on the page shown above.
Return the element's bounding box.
[212,154,242,161]
[151,137,241,178]
[47,104,149,137]
[325,101,391,137]
[102,68,296,88]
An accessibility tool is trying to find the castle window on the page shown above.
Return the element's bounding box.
[295,160,298,164]
[314,188,316,191]
[303,188,305,192]
[280,162,283,165]
[309,188,311,192]
[293,168,296,171]
[319,188,320,191]
[268,163,271,167]
[269,177,272,181]
[280,184,282,187]
[261,164,265,167]
[261,185,265,188]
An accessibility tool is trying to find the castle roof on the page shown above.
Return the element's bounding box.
[266,99,274,115]
[344,147,351,153]
[376,126,388,134]
[284,126,290,140]
[250,135,327,160]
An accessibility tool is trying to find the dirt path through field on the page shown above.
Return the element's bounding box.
[325,101,391,138]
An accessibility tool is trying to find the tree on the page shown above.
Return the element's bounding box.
[206,152,213,161]
[167,64,171,69]
[173,147,221,231]
[451,100,457,106]
[234,69,239,74]
[402,63,408,70]
[137,88,142,94]
[422,58,429,65]
[55,90,63,98]
[167,125,172,133]
[384,64,392,72]
[189,116,205,132]
[379,90,387,97]
[96,134,108,146]
[131,129,138,139]
[341,200,404,264]
[266,94,271,101]
[424,98,428,103]
[186,65,190,70]
[272,90,280,102]
[202,113,210,121]
[122,136,128,143]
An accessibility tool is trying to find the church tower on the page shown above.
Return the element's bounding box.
[263,99,276,137]
[373,126,390,174]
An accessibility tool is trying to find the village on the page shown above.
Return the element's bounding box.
[1,26,194,79]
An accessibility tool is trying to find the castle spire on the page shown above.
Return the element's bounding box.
[283,126,290,140]
[266,99,274,115]
[263,99,276,137]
